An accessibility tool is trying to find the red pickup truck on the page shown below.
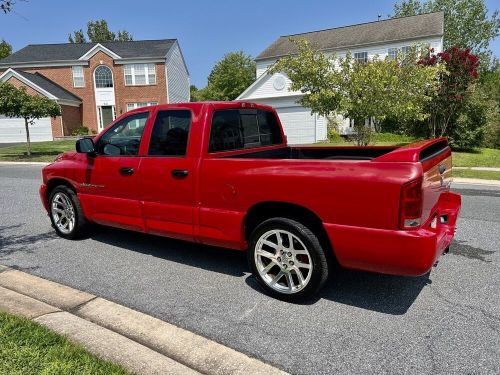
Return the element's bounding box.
[40,102,461,300]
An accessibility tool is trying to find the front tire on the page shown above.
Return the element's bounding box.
[49,185,89,239]
[248,217,329,301]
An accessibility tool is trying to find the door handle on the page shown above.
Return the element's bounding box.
[171,169,189,178]
[120,167,135,176]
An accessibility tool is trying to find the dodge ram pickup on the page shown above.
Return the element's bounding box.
[40,102,461,300]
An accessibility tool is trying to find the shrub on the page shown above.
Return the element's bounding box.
[371,132,416,143]
[71,126,89,136]
[448,90,487,150]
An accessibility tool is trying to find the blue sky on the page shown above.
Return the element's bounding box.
[1,0,498,87]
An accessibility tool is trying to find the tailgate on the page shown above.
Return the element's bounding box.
[420,140,452,223]
[373,138,453,224]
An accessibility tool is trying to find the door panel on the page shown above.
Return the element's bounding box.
[139,109,196,241]
[78,111,151,231]
[79,156,143,231]
[140,157,196,240]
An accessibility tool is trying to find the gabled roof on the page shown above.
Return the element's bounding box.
[0,68,81,103]
[256,12,444,61]
[0,39,177,65]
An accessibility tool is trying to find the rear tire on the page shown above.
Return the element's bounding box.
[48,185,89,239]
[248,217,329,301]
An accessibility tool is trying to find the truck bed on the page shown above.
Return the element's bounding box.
[224,145,397,160]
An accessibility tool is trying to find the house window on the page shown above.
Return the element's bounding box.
[126,102,158,112]
[354,52,368,64]
[388,48,398,60]
[124,64,156,86]
[94,65,113,88]
[72,66,85,87]
[388,46,411,60]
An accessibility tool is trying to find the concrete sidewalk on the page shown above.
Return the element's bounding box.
[0,265,287,375]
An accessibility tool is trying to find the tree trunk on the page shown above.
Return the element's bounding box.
[24,118,32,156]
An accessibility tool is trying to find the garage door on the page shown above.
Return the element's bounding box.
[0,116,52,143]
[275,107,316,144]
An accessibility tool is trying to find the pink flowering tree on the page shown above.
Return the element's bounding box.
[418,46,480,137]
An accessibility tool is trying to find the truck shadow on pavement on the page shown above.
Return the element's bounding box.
[91,226,430,315]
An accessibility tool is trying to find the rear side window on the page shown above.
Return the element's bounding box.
[148,110,191,156]
[209,109,283,153]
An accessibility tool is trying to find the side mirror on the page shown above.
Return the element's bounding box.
[76,138,95,154]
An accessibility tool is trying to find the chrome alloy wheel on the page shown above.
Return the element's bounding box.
[254,229,313,294]
[51,192,75,234]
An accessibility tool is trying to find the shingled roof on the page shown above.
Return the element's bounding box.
[256,12,444,61]
[0,39,176,64]
[7,69,82,102]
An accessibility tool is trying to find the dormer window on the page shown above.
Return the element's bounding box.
[124,64,156,86]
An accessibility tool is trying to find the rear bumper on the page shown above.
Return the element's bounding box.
[324,192,461,276]
[39,183,49,212]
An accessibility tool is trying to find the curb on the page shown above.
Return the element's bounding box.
[453,167,500,172]
[0,161,50,166]
[0,265,287,375]
[452,177,500,187]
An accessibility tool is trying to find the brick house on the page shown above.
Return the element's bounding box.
[0,39,189,142]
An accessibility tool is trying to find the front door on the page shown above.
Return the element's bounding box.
[99,106,114,129]
[78,111,151,231]
[139,109,196,241]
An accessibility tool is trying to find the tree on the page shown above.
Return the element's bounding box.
[68,29,86,44]
[0,83,61,156]
[190,85,206,102]
[270,39,440,145]
[392,0,500,67]
[69,20,133,43]
[477,60,500,148]
[116,30,133,42]
[202,51,256,101]
[0,39,12,59]
[0,0,13,13]
[418,47,480,138]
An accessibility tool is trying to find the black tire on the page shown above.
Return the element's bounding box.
[48,185,89,239]
[248,217,329,301]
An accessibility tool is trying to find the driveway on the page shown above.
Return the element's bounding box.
[1,164,499,374]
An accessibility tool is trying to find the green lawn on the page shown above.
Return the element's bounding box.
[453,169,500,181]
[0,311,129,375]
[452,148,500,168]
[0,140,75,162]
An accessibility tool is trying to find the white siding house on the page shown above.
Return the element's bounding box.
[238,12,444,144]
[166,41,190,103]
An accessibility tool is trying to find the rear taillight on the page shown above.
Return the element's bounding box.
[399,178,423,230]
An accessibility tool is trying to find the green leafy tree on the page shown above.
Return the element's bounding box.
[69,20,133,43]
[203,51,256,101]
[116,30,133,42]
[0,0,13,13]
[270,39,440,145]
[190,85,206,102]
[449,88,487,149]
[68,29,86,43]
[0,83,61,155]
[86,20,116,43]
[478,60,500,148]
[0,39,12,59]
[392,0,500,66]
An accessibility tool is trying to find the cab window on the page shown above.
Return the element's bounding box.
[95,112,149,156]
[148,110,191,156]
[209,109,283,153]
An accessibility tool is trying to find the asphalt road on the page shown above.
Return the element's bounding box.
[1,164,499,375]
